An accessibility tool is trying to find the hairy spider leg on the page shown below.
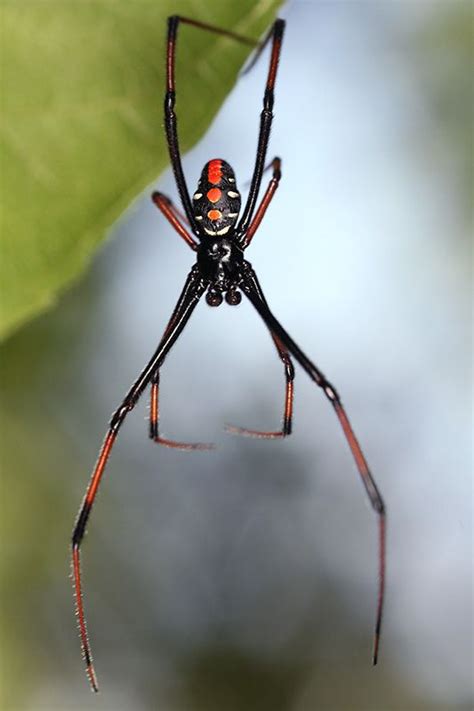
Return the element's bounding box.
[241,265,386,665]
[149,367,215,450]
[224,331,294,439]
[149,194,215,448]
[227,156,294,438]
[72,268,207,691]
[237,20,285,236]
[240,156,282,249]
[226,233,295,439]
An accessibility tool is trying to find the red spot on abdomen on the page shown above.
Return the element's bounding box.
[207,209,222,221]
[208,159,222,185]
[207,187,221,203]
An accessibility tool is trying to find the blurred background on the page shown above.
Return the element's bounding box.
[0,1,472,709]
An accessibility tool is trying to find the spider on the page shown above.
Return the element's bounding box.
[72,16,386,692]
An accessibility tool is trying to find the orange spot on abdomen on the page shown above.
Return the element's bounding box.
[207,187,221,203]
[207,209,222,221]
[208,159,222,185]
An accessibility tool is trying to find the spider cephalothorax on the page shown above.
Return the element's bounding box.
[192,159,241,237]
[197,236,245,306]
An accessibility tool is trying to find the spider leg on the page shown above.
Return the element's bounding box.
[152,191,197,251]
[168,15,257,47]
[241,265,386,665]
[240,156,281,249]
[237,20,285,236]
[149,370,215,450]
[71,267,207,692]
[146,282,215,450]
[226,252,295,438]
[164,196,191,228]
[241,19,283,77]
[225,331,294,439]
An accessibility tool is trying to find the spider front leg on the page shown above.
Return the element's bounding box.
[241,265,386,665]
[239,156,282,249]
[237,20,285,234]
[72,268,206,692]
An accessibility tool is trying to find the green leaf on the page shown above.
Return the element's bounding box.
[0,0,281,341]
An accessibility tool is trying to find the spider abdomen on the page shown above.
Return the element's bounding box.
[193,159,241,237]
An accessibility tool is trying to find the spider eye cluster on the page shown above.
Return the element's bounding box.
[193,159,241,236]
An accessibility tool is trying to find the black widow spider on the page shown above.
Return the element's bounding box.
[72,16,386,692]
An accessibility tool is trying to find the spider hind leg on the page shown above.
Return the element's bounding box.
[149,375,215,451]
[225,335,294,439]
